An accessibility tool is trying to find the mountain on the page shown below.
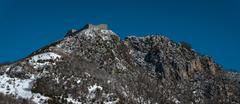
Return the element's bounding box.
[0,24,239,104]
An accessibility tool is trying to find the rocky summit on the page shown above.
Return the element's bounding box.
[0,24,239,104]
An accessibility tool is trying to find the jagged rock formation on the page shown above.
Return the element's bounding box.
[0,24,239,104]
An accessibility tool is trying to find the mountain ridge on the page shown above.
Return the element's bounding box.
[0,24,239,104]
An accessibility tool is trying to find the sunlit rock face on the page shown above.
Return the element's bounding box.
[0,24,239,104]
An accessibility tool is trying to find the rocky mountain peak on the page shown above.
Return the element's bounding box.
[64,24,117,41]
[0,24,239,104]
[65,24,107,37]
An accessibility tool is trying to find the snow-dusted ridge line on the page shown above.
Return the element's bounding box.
[29,52,61,62]
[28,52,61,69]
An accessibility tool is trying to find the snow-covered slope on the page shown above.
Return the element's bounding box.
[0,70,48,104]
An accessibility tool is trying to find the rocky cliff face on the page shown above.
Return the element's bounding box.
[0,24,239,104]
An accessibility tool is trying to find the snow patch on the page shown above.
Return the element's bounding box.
[5,67,11,72]
[0,74,49,104]
[76,80,81,84]
[100,30,115,35]
[172,97,180,104]
[104,98,119,104]
[129,49,134,54]
[87,84,103,99]
[88,84,103,93]
[84,72,91,77]
[30,52,61,61]
[99,30,115,41]
[83,29,95,38]
[56,41,73,53]
[65,96,82,104]
[101,34,111,41]
[29,52,61,69]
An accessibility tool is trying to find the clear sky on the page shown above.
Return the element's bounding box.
[0,0,239,70]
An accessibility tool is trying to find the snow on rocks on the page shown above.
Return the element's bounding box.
[30,52,61,62]
[102,93,120,104]
[101,34,112,41]
[87,84,103,99]
[173,98,181,104]
[0,74,49,104]
[100,30,115,35]
[76,80,81,84]
[5,67,11,72]
[82,28,112,40]
[99,30,116,41]
[103,99,119,104]
[84,29,95,37]
[28,52,61,69]
[80,24,116,41]
[88,84,103,93]
[65,95,82,104]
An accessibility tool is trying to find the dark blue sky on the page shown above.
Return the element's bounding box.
[0,0,240,70]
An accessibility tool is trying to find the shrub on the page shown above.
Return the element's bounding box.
[180,41,192,50]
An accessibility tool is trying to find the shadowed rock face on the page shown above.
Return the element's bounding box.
[0,24,239,104]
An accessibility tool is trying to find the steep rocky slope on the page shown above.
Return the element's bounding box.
[0,24,239,104]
